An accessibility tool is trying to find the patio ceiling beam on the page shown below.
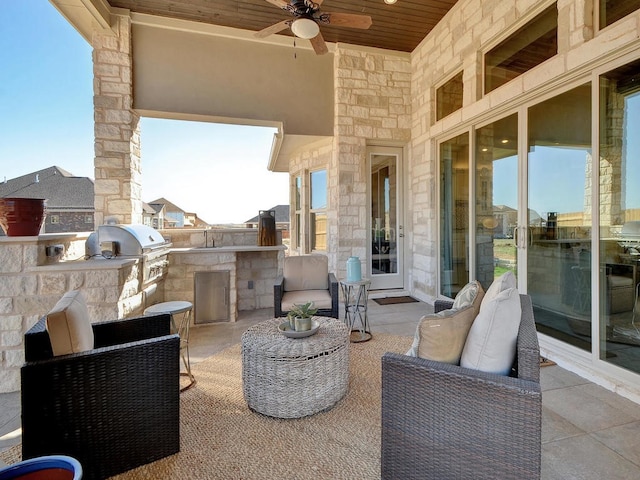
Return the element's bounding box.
[50,0,114,42]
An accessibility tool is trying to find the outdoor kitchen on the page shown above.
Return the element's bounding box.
[0,225,285,392]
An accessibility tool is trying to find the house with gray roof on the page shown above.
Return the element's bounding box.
[0,166,94,234]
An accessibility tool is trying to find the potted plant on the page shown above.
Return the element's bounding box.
[287,301,318,332]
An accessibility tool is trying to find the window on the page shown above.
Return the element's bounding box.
[440,133,470,298]
[436,71,463,121]
[294,175,302,249]
[599,0,640,29]
[310,170,327,251]
[50,215,59,224]
[484,3,558,94]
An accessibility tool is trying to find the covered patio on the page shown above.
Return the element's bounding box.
[2,298,640,478]
[2,0,640,477]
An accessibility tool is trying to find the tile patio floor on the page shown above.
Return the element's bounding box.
[2,296,640,478]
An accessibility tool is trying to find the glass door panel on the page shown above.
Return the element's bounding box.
[440,133,469,298]
[528,83,592,351]
[475,114,519,292]
[369,146,403,290]
[599,58,640,372]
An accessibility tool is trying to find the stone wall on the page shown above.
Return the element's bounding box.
[0,233,148,393]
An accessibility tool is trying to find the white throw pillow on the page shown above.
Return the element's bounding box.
[460,287,521,375]
[481,271,516,307]
[452,280,483,310]
[45,290,94,356]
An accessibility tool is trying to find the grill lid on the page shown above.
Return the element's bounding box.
[97,224,168,256]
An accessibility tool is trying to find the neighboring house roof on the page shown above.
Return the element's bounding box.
[0,166,94,211]
[245,205,290,224]
[148,197,210,226]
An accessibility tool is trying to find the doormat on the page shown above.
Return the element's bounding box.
[540,357,556,367]
[373,296,419,305]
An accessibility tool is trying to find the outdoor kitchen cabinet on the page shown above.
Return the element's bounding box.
[194,271,230,323]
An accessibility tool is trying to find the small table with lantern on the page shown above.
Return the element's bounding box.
[340,278,372,343]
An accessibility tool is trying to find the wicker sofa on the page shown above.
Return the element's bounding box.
[381,294,542,479]
[21,314,180,480]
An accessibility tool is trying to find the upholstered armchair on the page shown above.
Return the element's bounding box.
[381,294,542,479]
[21,308,180,480]
[274,254,339,319]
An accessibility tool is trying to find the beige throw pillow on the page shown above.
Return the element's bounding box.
[409,305,478,364]
[406,281,485,363]
[45,290,94,356]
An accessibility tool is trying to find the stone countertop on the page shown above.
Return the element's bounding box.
[28,256,138,272]
[169,245,287,253]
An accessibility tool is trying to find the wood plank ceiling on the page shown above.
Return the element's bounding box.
[108,0,460,53]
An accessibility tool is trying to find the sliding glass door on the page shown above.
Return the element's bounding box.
[527,84,592,350]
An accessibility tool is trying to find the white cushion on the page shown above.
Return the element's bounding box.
[460,287,521,375]
[283,255,329,291]
[281,290,332,311]
[45,290,94,356]
[453,280,483,310]
[481,271,516,307]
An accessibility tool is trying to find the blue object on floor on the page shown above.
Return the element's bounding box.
[0,455,82,479]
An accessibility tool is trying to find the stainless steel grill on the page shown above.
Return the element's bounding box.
[96,224,171,285]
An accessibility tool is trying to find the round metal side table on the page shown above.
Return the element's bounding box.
[144,300,196,392]
[340,278,372,342]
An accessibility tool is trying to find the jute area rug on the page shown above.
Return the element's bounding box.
[2,333,412,480]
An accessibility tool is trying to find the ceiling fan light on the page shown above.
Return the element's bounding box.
[291,18,320,39]
[384,0,398,4]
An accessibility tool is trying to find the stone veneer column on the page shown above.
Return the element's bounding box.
[332,47,411,279]
[92,14,142,226]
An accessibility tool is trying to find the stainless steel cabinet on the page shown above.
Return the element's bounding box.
[194,271,230,323]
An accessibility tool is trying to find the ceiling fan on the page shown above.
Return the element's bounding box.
[255,0,373,55]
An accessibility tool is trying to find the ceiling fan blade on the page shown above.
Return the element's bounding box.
[315,0,325,5]
[324,12,372,29]
[265,0,290,9]
[253,20,291,38]
[309,32,329,55]
[255,19,291,38]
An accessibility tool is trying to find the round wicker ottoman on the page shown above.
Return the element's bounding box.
[241,317,349,419]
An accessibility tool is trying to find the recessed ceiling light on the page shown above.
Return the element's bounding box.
[501,139,509,144]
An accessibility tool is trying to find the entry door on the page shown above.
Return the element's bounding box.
[369,146,404,290]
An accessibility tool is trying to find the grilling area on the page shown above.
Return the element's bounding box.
[0,225,284,393]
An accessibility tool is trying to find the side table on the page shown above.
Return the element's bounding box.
[241,317,349,418]
[144,300,196,392]
[340,278,372,342]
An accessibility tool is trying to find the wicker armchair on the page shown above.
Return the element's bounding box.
[274,255,339,319]
[381,294,542,480]
[21,314,180,480]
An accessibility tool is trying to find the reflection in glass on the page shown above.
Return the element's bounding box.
[371,155,398,275]
[599,0,640,29]
[528,83,592,351]
[310,170,327,251]
[436,71,463,121]
[475,114,518,292]
[295,176,301,249]
[600,58,640,373]
[440,133,469,298]
[484,4,557,94]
